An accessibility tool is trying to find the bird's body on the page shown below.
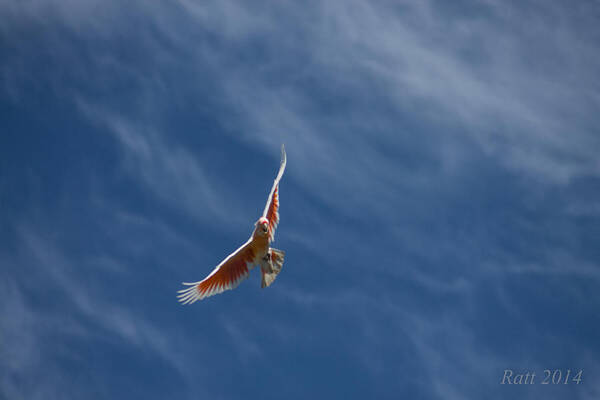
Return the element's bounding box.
[177,145,287,304]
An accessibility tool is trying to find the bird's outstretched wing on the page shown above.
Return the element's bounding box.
[262,144,287,242]
[177,240,256,304]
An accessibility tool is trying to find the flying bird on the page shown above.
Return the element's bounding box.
[177,145,287,304]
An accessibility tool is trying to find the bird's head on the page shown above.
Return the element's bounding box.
[254,217,270,237]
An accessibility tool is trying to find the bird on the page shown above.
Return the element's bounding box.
[177,145,287,304]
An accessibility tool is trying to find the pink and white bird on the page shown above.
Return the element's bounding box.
[177,145,287,304]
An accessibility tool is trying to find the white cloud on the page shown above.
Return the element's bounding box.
[0,226,212,398]
[3,0,599,187]
[75,101,251,228]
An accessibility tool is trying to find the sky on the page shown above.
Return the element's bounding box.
[1,0,599,399]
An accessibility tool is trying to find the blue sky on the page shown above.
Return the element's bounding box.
[1,0,599,399]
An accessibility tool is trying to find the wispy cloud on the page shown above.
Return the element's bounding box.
[213,0,600,184]
[75,101,256,229]
[15,227,189,366]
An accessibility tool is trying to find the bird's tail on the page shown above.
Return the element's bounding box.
[261,248,285,288]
